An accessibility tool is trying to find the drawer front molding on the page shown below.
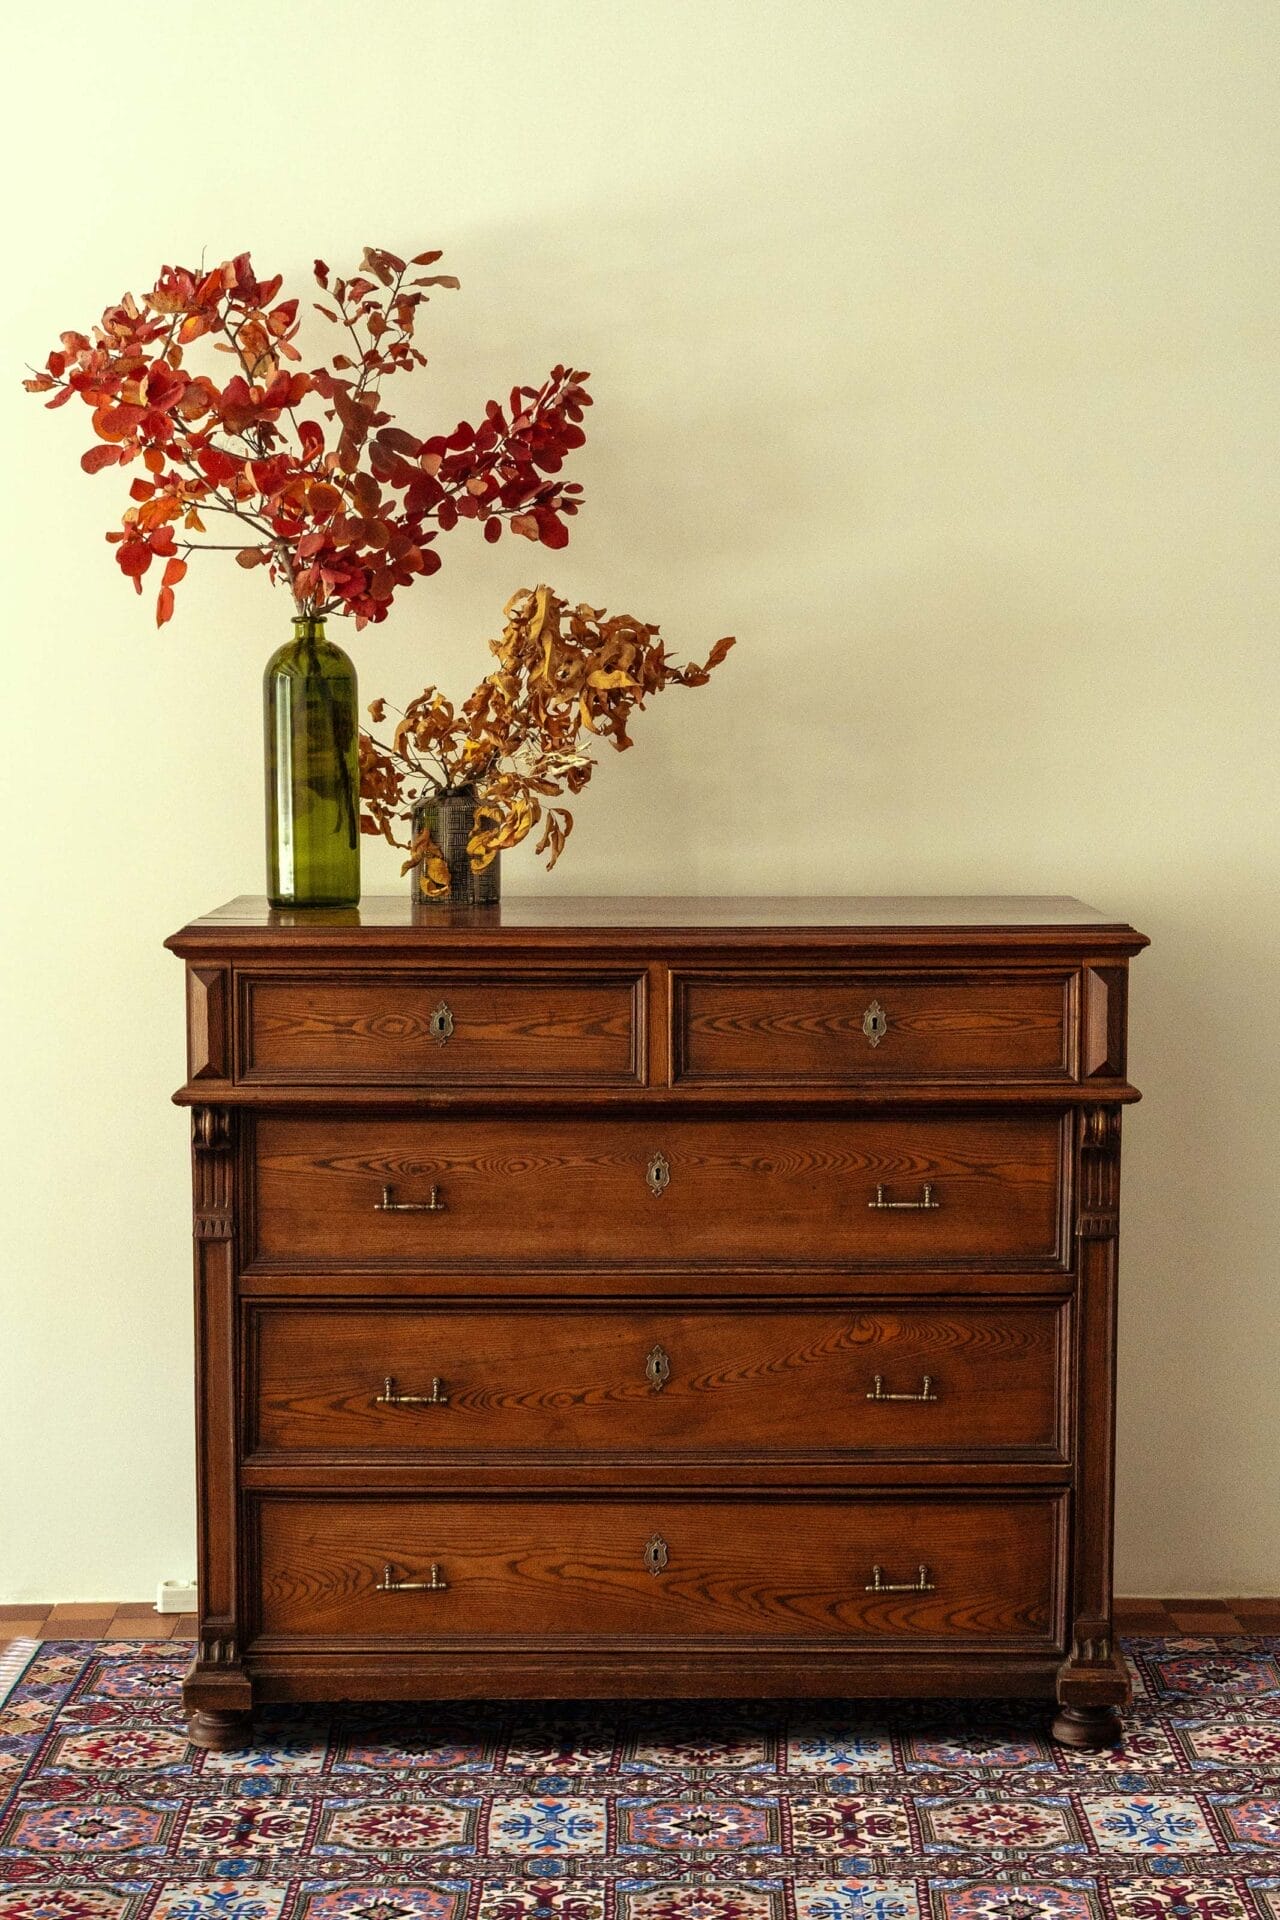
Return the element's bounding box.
[248,1111,1071,1275]
[252,1492,1067,1649]
[247,1298,1070,1463]
[236,968,646,1087]
[673,969,1076,1085]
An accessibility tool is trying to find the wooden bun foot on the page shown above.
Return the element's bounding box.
[1051,1703,1122,1750]
[187,1708,252,1751]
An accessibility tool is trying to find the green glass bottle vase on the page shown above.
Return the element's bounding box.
[264,615,360,908]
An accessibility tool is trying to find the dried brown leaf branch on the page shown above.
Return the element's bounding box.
[360,585,734,895]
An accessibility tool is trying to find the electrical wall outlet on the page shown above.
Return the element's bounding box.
[156,1579,197,1614]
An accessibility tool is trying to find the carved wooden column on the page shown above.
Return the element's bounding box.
[184,1104,252,1750]
[1054,1103,1128,1749]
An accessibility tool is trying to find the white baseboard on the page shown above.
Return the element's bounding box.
[155,1579,197,1614]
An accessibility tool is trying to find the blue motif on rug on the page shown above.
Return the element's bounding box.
[0,1637,1278,1919]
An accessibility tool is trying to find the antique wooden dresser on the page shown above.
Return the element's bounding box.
[167,895,1146,1750]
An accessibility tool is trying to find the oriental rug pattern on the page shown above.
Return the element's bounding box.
[2,1637,1278,1920]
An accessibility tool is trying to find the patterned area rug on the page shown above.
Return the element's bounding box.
[2,1636,1278,1920]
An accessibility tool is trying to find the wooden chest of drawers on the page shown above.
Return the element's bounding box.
[168,894,1146,1751]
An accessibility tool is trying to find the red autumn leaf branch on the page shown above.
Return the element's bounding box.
[24,247,592,629]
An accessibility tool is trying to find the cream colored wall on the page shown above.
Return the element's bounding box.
[1,0,1277,1602]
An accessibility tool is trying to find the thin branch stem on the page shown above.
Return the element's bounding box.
[177,541,273,552]
[364,730,452,789]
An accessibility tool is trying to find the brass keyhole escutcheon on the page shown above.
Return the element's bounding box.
[862,1000,889,1048]
[646,1152,671,1197]
[644,1533,669,1575]
[429,1001,454,1046]
[646,1344,671,1392]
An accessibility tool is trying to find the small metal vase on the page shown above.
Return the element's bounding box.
[409,784,501,908]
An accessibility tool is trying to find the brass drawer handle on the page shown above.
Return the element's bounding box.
[866,1563,934,1593]
[376,1183,447,1213]
[862,999,889,1047]
[376,1375,449,1406]
[429,1001,454,1045]
[869,1183,939,1211]
[645,1344,671,1392]
[646,1152,671,1197]
[867,1374,937,1402]
[377,1561,448,1592]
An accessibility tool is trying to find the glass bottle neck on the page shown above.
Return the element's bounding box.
[292,615,327,643]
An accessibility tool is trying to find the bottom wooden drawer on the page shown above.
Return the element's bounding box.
[254,1494,1065,1647]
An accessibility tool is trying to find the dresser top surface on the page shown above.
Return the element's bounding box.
[168,894,1147,955]
[186,893,1122,930]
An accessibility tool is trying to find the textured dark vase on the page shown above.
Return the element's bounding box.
[263,615,360,909]
[410,784,501,907]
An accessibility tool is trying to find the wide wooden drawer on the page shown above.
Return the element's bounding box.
[237,970,643,1085]
[674,971,1073,1084]
[254,1493,1064,1645]
[250,1301,1067,1458]
[249,1112,1067,1272]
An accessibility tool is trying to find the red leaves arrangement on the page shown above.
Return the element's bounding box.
[25,246,591,627]
[360,585,735,894]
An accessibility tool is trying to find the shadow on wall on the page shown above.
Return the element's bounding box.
[1117,874,1280,1594]
[351,158,1121,894]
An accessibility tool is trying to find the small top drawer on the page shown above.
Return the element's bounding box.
[237,971,644,1086]
[674,972,1073,1084]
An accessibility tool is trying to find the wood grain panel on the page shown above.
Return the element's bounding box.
[254,1493,1064,1644]
[187,967,229,1082]
[1082,968,1127,1078]
[238,971,643,1085]
[250,1301,1067,1458]
[675,972,1072,1083]
[249,1112,1067,1273]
